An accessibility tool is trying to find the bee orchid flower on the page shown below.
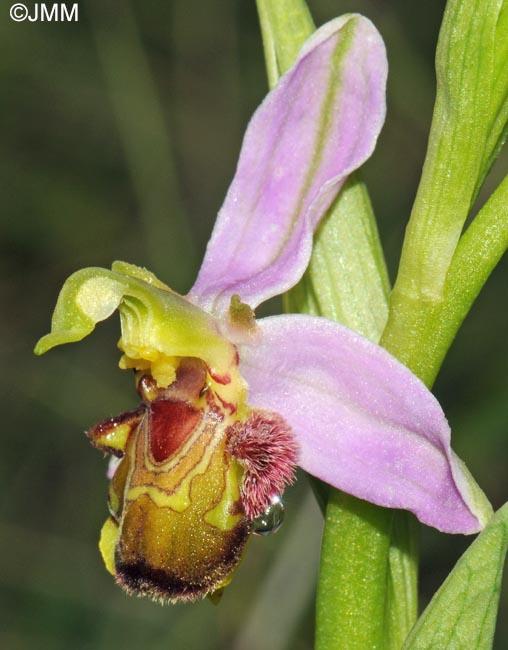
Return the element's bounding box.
[35,15,490,604]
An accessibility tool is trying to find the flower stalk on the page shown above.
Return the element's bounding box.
[255,3,416,649]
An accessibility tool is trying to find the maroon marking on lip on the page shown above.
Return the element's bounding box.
[205,362,232,386]
[204,389,235,416]
[206,348,240,386]
[149,400,202,463]
[214,392,236,415]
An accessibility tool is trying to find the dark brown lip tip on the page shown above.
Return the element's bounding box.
[114,519,251,604]
[115,560,214,603]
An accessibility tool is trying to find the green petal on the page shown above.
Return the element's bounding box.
[35,262,238,385]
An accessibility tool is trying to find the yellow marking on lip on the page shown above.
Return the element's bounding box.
[112,418,251,602]
[99,517,119,576]
[102,423,132,453]
[125,424,223,512]
[105,352,252,600]
[205,459,244,531]
[125,484,191,512]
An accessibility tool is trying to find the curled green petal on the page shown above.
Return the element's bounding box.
[35,266,126,353]
[35,262,239,390]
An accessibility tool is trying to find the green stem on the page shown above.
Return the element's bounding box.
[316,493,394,650]
[258,1,508,647]
[255,3,418,649]
[315,497,419,650]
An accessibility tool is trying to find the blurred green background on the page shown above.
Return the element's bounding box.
[2,0,508,648]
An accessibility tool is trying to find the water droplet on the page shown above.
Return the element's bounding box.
[252,495,285,536]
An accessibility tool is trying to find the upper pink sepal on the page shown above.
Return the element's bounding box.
[238,315,491,534]
[190,15,387,315]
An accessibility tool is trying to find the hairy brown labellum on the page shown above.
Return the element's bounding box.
[88,358,250,603]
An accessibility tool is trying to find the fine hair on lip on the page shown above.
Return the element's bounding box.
[226,409,299,519]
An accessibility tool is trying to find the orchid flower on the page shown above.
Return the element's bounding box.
[35,15,490,604]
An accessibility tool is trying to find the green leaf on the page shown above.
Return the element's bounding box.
[472,1,508,191]
[392,0,508,302]
[382,173,508,387]
[255,0,314,86]
[383,0,508,385]
[384,513,419,650]
[439,175,508,361]
[403,504,508,650]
